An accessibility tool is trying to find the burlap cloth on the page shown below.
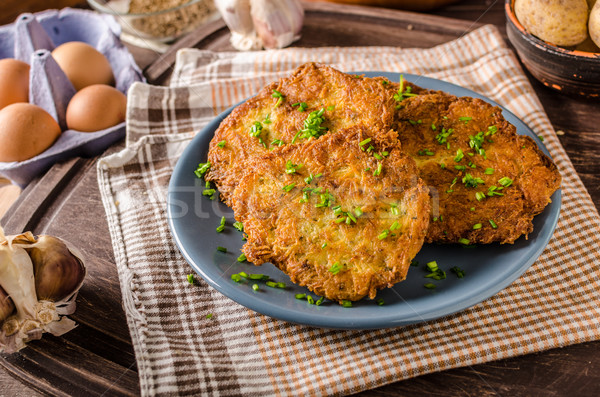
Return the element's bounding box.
[97,25,600,396]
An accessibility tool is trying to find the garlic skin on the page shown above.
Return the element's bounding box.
[0,285,15,323]
[250,0,304,49]
[0,227,85,353]
[214,0,304,50]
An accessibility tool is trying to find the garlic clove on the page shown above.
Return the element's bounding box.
[250,0,304,49]
[25,235,86,303]
[215,0,263,50]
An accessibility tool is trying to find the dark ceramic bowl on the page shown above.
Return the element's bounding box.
[505,0,600,98]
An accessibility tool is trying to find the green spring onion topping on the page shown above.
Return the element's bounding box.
[424,283,436,290]
[285,160,302,174]
[359,137,372,148]
[216,216,226,233]
[487,186,504,197]
[450,266,465,278]
[341,300,353,307]
[378,229,390,240]
[484,168,494,175]
[486,125,498,135]
[458,237,471,245]
[233,221,244,232]
[295,293,306,300]
[252,283,259,291]
[249,121,263,138]
[462,173,485,188]
[329,262,341,274]
[217,246,227,253]
[393,75,418,101]
[472,223,482,230]
[418,149,435,156]
[237,253,247,262]
[187,274,194,284]
[194,162,211,179]
[282,182,296,193]
[292,109,328,143]
[292,102,308,111]
[271,139,285,147]
[272,90,284,107]
[315,296,325,306]
[454,149,464,162]
[206,313,213,319]
[489,219,498,229]
[307,295,315,304]
[217,140,226,148]
[475,191,486,201]
[376,298,385,306]
[231,274,242,283]
[373,162,383,176]
[498,177,513,187]
[459,116,472,123]
[436,128,453,145]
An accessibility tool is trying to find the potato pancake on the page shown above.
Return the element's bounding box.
[206,63,397,204]
[230,128,430,302]
[394,92,561,244]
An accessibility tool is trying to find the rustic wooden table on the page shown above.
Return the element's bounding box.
[1,1,599,396]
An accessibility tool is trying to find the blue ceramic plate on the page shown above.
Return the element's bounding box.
[167,72,561,330]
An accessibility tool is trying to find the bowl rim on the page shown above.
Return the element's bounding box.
[505,0,600,59]
[86,0,212,17]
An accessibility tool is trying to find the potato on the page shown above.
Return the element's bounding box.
[590,1,600,48]
[515,0,589,46]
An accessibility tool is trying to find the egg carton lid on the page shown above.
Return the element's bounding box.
[0,8,145,187]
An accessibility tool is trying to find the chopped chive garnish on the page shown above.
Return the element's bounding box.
[341,300,353,307]
[271,139,285,146]
[247,273,269,281]
[202,189,216,197]
[194,162,211,179]
[475,191,486,201]
[454,149,464,162]
[315,296,325,306]
[295,293,306,300]
[285,160,301,174]
[489,219,498,229]
[378,229,390,240]
[249,121,263,138]
[354,207,363,217]
[459,116,472,123]
[263,113,271,124]
[462,173,485,188]
[359,137,372,148]
[216,216,226,232]
[484,168,495,175]
[436,128,453,144]
[282,182,296,192]
[373,162,383,176]
[487,186,504,197]
[186,274,194,284]
[450,266,465,278]
[237,253,247,262]
[327,105,335,111]
[486,125,498,135]
[292,102,308,111]
[376,298,385,306]
[472,223,482,230]
[233,221,244,232]
[418,149,435,156]
[321,243,327,248]
[424,283,436,289]
[458,238,471,245]
[329,262,341,274]
[265,281,277,288]
[373,153,383,160]
[390,221,400,231]
[252,283,259,291]
[292,108,328,143]
[431,123,437,131]
[238,271,248,278]
[217,246,227,253]
[272,90,284,107]
[455,165,466,171]
[498,177,513,187]
[440,163,446,169]
[307,295,315,304]
[231,273,242,282]
[217,140,226,148]
[206,313,213,319]
[426,261,439,271]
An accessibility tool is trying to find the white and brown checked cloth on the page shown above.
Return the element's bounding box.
[97,25,600,396]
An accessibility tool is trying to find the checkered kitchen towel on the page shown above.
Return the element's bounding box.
[97,25,600,396]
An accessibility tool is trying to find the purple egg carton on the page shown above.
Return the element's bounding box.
[0,8,144,187]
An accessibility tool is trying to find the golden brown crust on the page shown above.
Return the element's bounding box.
[394,92,561,244]
[206,63,397,204]
[231,128,430,302]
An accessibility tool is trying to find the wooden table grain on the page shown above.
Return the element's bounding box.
[1,1,599,396]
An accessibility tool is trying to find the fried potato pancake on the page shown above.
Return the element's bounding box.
[206,63,397,204]
[394,92,561,244]
[231,128,430,302]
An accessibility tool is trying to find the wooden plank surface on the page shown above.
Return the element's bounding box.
[1,1,599,396]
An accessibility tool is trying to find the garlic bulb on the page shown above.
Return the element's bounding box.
[215,0,304,50]
[0,226,86,353]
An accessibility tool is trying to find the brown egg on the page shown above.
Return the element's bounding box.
[66,84,126,132]
[51,42,115,91]
[0,103,61,162]
[0,58,30,110]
